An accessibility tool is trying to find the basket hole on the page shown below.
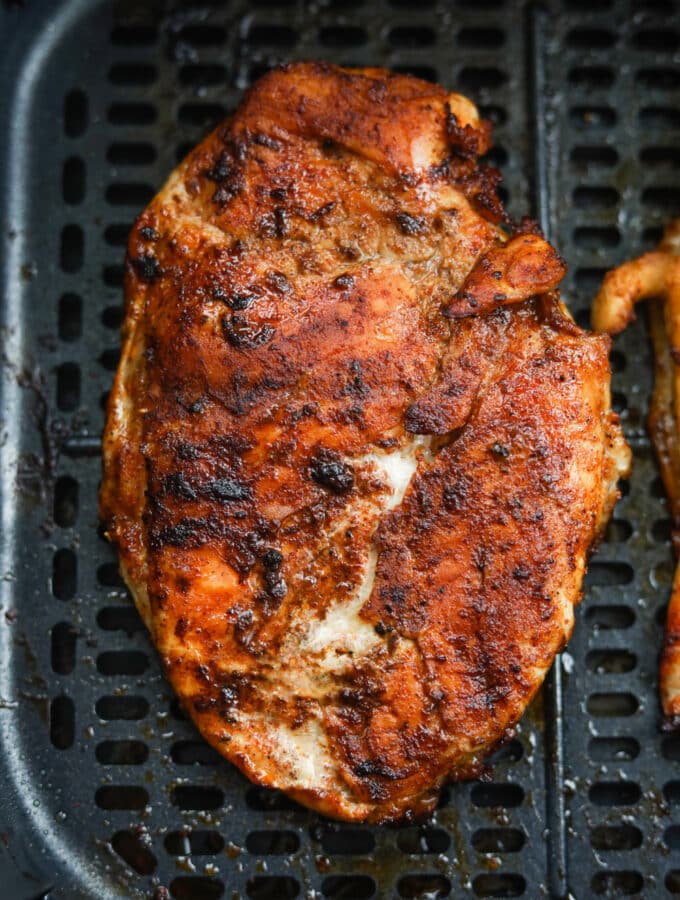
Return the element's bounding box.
[52,548,77,600]
[107,142,157,165]
[610,350,626,373]
[103,263,123,286]
[179,25,226,45]
[50,695,74,749]
[589,781,641,806]
[481,146,508,169]
[246,830,299,854]
[471,783,524,808]
[586,606,635,630]
[96,695,149,720]
[62,157,85,205]
[106,183,154,206]
[471,828,525,853]
[642,186,680,210]
[170,698,187,720]
[590,824,642,850]
[633,0,673,8]
[177,104,226,128]
[647,220,672,247]
[664,826,680,850]
[591,871,643,895]
[573,227,621,249]
[662,734,680,761]
[652,517,672,542]
[64,89,88,137]
[165,831,225,855]
[457,27,504,48]
[102,305,124,329]
[388,26,436,48]
[97,605,144,634]
[111,26,156,45]
[320,828,375,855]
[604,519,632,543]
[651,474,668,498]
[246,786,298,811]
[171,878,225,900]
[639,107,680,129]
[247,24,297,48]
[179,64,226,86]
[573,186,619,209]
[99,347,121,370]
[396,827,450,854]
[634,28,679,51]
[171,740,222,765]
[172,785,224,811]
[398,875,450,898]
[459,67,507,90]
[570,145,618,167]
[389,0,436,6]
[574,308,592,330]
[176,142,195,162]
[108,63,157,85]
[58,293,82,341]
[586,649,636,674]
[636,68,680,90]
[54,476,78,527]
[391,65,438,83]
[472,874,525,897]
[587,692,638,716]
[640,146,680,167]
[479,105,506,126]
[96,785,148,810]
[111,829,157,875]
[104,224,130,247]
[96,740,149,765]
[583,561,633,587]
[319,26,368,48]
[664,782,680,804]
[574,267,608,294]
[51,622,77,674]
[108,103,157,126]
[569,106,616,128]
[97,562,124,587]
[487,738,524,765]
[97,650,149,676]
[322,876,375,899]
[60,225,83,273]
[568,67,615,89]
[567,28,615,49]
[246,63,276,86]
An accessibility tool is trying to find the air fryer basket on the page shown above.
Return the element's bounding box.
[0,0,678,897]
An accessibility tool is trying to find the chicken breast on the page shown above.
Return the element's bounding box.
[100,62,630,822]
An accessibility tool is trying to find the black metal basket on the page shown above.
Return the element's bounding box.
[0,0,678,897]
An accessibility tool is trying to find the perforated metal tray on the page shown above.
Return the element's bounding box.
[0,0,679,897]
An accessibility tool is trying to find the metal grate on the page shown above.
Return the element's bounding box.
[0,0,678,897]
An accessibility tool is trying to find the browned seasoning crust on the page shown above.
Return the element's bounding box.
[101,62,630,822]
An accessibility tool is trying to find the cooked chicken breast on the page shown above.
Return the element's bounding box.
[592,220,680,724]
[101,62,630,822]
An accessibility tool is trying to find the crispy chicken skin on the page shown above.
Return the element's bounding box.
[101,62,630,822]
[592,220,680,724]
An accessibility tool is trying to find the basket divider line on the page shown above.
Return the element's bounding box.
[527,4,568,899]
